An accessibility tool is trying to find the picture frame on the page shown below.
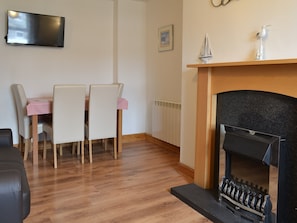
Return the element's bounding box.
[158,25,174,52]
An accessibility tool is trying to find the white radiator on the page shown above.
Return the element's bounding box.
[152,100,181,147]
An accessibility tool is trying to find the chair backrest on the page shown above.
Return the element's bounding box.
[0,129,13,147]
[11,84,31,139]
[52,85,86,144]
[118,83,124,98]
[113,82,124,97]
[88,84,119,140]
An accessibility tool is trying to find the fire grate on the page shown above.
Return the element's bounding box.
[219,176,272,223]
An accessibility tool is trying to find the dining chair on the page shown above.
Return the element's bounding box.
[11,84,47,160]
[86,84,119,163]
[43,84,86,168]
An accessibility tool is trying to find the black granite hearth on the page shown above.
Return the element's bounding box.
[171,183,275,223]
[171,183,239,223]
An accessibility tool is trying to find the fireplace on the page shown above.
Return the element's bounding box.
[218,124,281,223]
[212,89,295,222]
[171,59,297,222]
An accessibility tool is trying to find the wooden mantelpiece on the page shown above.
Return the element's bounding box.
[187,59,297,189]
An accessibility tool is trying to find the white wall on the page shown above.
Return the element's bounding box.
[181,0,297,169]
[118,0,147,134]
[0,0,147,142]
[146,0,182,133]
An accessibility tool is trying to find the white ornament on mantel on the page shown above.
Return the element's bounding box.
[199,34,213,64]
[256,25,270,60]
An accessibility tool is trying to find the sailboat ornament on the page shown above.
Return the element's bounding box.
[199,34,213,63]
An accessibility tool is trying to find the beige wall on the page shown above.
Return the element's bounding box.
[181,0,297,168]
[146,0,183,133]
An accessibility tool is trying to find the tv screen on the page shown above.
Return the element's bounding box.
[6,10,65,47]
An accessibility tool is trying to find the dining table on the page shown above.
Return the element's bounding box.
[26,97,128,165]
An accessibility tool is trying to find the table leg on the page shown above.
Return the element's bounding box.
[117,109,123,154]
[32,114,39,165]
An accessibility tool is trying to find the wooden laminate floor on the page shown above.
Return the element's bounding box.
[24,140,212,223]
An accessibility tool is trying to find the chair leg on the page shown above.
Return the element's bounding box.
[72,143,75,154]
[89,140,93,163]
[18,135,22,151]
[71,142,81,156]
[81,141,84,164]
[53,144,58,169]
[29,138,33,153]
[59,145,63,156]
[43,132,47,160]
[19,136,24,155]
[24,138,31,161]
[113,137,117,160]
[77,142,80,156]
[104,139,108,151]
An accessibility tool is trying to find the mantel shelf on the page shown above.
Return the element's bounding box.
[187,58,297,68]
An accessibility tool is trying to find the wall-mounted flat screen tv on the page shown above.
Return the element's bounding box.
[5,10,65,47]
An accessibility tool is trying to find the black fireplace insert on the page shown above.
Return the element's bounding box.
[218,124,281,223]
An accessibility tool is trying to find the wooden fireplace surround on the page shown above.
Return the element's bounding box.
[187,58,297,189]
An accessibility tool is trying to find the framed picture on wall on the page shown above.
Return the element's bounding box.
[158,25,174,52]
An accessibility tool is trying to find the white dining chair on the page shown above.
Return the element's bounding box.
[11,84,47,160]
[86,84,119,163]
[43,84,86,168]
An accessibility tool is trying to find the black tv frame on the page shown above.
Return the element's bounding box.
[5,10,65,48]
